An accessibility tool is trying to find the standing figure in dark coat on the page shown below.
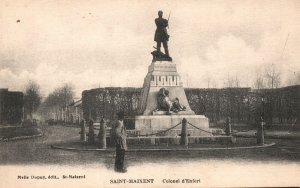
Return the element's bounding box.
[154,10,170,57]
[114,111,127,173]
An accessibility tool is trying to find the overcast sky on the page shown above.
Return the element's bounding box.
[0,0,299,97]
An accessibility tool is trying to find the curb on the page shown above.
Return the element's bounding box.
[0,133,43,142]
[51,142,276,152]
[233,134,300,140]
[0,125,22,129]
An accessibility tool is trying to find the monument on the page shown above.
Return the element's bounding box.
[134,11,211,137]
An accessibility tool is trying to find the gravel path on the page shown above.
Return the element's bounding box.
[0,124,299,167]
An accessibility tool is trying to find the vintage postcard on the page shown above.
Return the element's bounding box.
[0,0,299,187]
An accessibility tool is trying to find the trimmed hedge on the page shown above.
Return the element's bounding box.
[82,86,299,126]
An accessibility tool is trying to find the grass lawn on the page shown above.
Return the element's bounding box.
[0,126,42,140]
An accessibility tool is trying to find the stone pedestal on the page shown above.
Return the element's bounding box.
[139,61,194,115]
[135,114,210,136]
[135,61,211,137]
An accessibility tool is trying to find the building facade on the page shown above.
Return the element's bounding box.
[0,88,23,125]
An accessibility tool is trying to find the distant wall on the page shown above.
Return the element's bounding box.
[0,89,23,125]
[82,85,300,126]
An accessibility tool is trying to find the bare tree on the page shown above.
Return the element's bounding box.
[265,64,281,89]
[41,83,74,122]
[234,75,240,88]
[224,73,235,88]
[253,72,265,89]
[24,80,42,120]
[262,64,281,127]
[56,84,74,108]
[212,79,218,88]
[286,71,300,86]
[205,74,211,88]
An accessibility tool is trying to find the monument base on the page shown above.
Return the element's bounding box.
[152,110,194,115]
[135,115,211,136]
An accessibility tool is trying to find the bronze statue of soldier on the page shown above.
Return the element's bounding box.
[152,10,172,61]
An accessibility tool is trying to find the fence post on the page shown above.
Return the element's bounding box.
[98,119,106,149]
[257,117,265,145]
[180,118,188,146]
[225,116,232,136]
[88,119,95,144]
[80,120,86,142]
